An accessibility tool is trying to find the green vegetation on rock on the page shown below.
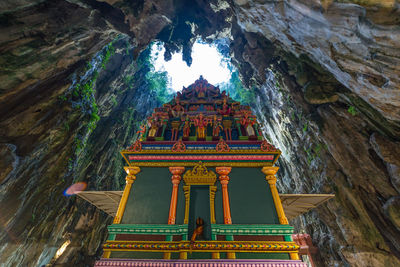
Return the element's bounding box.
[139,44,173,104]
[221,71,255,105]
[347,105,358,116]
[60,40,119,174]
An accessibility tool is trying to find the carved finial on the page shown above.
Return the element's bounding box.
[183,162,217,185]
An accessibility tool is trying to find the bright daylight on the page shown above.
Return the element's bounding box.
[4,1,397,266]
[151,40,232,91]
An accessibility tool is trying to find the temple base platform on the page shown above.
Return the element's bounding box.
[94,259,308,267]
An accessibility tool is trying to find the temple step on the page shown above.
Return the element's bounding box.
[94,259,308,267]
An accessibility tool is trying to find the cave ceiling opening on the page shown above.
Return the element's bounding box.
[0,0,400,267]
[150,39,232,92]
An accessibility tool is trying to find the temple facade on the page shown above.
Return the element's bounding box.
[78,77,333,267]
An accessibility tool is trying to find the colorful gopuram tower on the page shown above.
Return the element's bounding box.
[79,76,333,267]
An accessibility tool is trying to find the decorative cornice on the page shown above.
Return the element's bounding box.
[140,140,264,145]
[211,224,294,235]
[128,155,274,161]
[122,149,281,155]
[172,140,186,152]
[107,224,293,236]
[95,259,308,267]
[261,140,278,152]
[127,140,142,152]
[107,224,188,235]
[103,240,299,253]
[216,139,230,152]
[122,162,274,167]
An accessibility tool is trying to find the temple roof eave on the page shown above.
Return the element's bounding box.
[77,191,334,220]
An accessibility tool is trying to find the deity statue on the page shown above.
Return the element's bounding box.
[239,111,256,137]
[192,113,210,140]
[181,115,191,140]
[136,124,147,141]
[190,217,204,246]
[171,97,185,118]
[196,85,206,98]
[147,115,160,138]
[218,96,232,116]
[212,115,223,140]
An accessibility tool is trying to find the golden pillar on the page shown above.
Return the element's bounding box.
[209,186,217,224]
[113,166,140,224]
[262,167,298,259]
[261,166,288,225]
[183,186,190,224]
[209,186,219,259]
[216,167,235,259]
[181,185,191,259]
[104,166,140,258]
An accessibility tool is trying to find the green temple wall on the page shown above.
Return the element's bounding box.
[111,251,164,259]
[121,167,183,224]
[113,166,285,260]
[121,167,279,225]
[223,168,279,224]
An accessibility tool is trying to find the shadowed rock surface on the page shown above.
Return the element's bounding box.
[0,0,399,266]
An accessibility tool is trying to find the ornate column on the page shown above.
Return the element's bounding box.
[209,185,219,259]
[261,167,288,225]
[181,185,190,260]
[113,166,140,224]
[216,167,233,224]
[263,167,298,259]
[183,186,190,225]
[216,166,235,259]
[209,186,217,224]
[168,167,185,224]
[165,167,185,260]
[103,166,140,258]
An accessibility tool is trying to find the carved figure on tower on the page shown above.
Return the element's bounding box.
[147,115,161,139]
[218,96,232,117]
[240,110,256,137]
[195,76,207,98]
[181,115,191,141]
[136,124,147,141]
[212,115,223,140]
[192,113,210,140]
[171,96,185,118]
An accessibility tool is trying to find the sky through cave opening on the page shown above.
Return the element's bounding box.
[150,40,231,91]
[147,39,255,105]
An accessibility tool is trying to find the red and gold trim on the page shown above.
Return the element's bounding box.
[103,240,300,253]
[129,155,274,161]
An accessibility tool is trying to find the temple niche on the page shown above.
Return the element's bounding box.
[78,77,334,266]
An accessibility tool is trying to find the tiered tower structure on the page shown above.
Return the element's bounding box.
[79,77,333,267]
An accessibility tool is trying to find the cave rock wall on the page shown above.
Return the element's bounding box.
[0,0,400,266]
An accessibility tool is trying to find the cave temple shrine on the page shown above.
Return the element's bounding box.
[78,76,334,267]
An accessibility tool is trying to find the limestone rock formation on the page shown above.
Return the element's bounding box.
[0,0,399,266]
